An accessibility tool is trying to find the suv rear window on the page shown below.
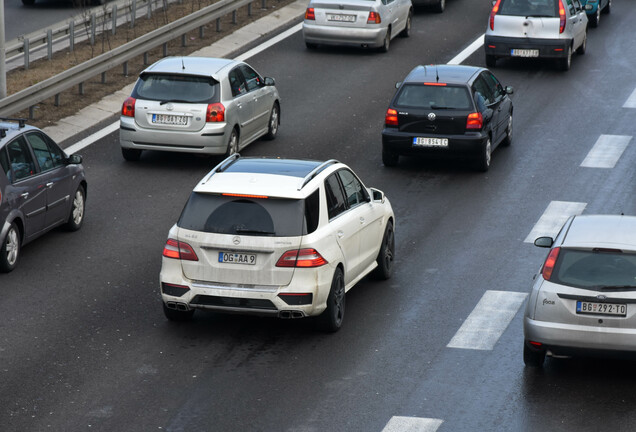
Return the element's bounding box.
[133,74,220,103]
[552,249,636,289]
[499,0,557,17]
[178,192,319,237]
[395,84,472,110]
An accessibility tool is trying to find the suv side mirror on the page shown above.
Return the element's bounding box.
[67,154,83,165]
[370,188,385,203]
[264,77,276,86]
[505,86,514,94]
[534,237,554,248]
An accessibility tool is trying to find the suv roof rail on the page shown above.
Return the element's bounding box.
[202,153,241,183]
[299,159,339,190]
[0,117,27,128]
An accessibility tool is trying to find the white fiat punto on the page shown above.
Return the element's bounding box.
[159,156,395,332]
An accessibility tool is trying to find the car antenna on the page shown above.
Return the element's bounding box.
[181,57,185,70]
[436,64,439,83]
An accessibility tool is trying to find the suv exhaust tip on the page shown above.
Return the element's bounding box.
[279,310,306,319]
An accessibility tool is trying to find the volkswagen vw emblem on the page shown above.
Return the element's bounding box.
[165,103,174,111]
[427,112,436,121]
[233,236,241,245]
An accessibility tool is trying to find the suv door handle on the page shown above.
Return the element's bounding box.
[46,182,54,188]
[21,192,29,198]
[359,217,365,224]
[337,231,344,238]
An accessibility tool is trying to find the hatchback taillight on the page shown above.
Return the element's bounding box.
[305,7,315,20]
[367,11,381,24]
[121,97,136,117]
[558,0,566,33]
[163,239,199,261]
[542,247,560,281]
[206,103,225,122]
[466,112,483,130]
[489,0,502,30]
[276,249,327,268]
[385,108,398,126]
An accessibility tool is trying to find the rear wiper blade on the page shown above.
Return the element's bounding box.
[160,99,190,105]
[526,14,554,17]
[235,228,275,235]
[597,285,636,291]
[430,105,451,110]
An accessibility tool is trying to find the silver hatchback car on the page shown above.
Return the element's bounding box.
[119,57,280,161]
[485,0,588,71]
[524,215,636,367]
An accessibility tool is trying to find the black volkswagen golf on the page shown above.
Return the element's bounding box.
[381,64,514,171]
[0,118,87,273]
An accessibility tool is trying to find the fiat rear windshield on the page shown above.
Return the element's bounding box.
[177,191,320,237]
[552,249,636,289]
[498,0,558,17]
[395,84,472,110]
[132,74,220,104]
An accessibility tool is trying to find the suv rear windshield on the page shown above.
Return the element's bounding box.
[132,74,220,103]
[499,0,557,17]
[178,191,320,237]
[552,249,636,289]
[395,84,472,110]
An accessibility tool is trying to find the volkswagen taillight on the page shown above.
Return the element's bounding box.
[163,239,199,261]
[121,97,136,117]
[490,0,502,31]
[466,112,483,129]
[305,7,315,20]
[542,247,561,280]
[385,108,398,126]
[206,103,225,122]
[367,11,381,24]
[276,249,327,268]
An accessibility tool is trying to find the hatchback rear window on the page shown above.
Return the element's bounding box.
[133,74,219,104]
[178,192,318,237]
[552,249,636,289]
[499,0,557,17]
[395,84,472,110]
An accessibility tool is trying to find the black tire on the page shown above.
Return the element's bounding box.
[264,103,279,140]
[63,185,86,232]
[557,45,572,71]
[21,0,35,5]
[576,31,587,55]
[589,5,600,27]
[318,268,345,332]
[523,341,546,367]
[373,221,395,280]
[501,114,513,147]
[382,146,399,167]
[225,128,239,157]
[0,222,20,273]
[380,28,391,53]
[122,147,142,161]
[163,303,195,322]
[485,54,497,68]
[433,0,445,13]
[476,138,492,172]
[400,11,412,38]
[603,0,611,13]
[305,42,318,50]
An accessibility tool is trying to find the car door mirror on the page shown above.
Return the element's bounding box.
[264,77,276,86]
[534,237,554,248]
[67,154,82,165]
[370,188,385,203]
[395,82,401,89]
[505,86,514,95]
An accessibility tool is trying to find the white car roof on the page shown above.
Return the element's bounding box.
[563,215,636,251]
[140,57,236,80]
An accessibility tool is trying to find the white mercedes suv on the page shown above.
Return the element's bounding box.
[159,156,395,332]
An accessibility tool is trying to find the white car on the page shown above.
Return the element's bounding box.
[302,0,413,52]
[159,156,396,331]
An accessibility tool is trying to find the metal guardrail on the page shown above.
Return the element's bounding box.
[0,0,259,117]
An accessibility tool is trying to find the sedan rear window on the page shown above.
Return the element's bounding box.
[395,84,472,110]
[178,192,315,237]
[499,0,557,17]
[552,249,636,289]
[133,74,219,104]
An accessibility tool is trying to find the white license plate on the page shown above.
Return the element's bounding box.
[152,114,188,125]
[327,13,356,22]
[218,252,256,265]
[576,301,627,317]
[511,49,539,58]
[413,137,449,147]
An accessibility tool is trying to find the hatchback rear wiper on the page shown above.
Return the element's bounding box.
[235,228,275,235]
[430,105,451,110]
[597,285,636,291]
[526,14,554,18]
[160,99,190,105]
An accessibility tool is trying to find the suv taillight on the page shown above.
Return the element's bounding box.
[206,103,225,122]
[542,247,560,280]
[489,0,501,30]
[466,112,483,129]
[163,239,198,261]
[305,7,315,20]
[121,97,136,117]
[276,249,327,268]
[558,0,566,33]
[385,108,398,126]
[367,11,381,24]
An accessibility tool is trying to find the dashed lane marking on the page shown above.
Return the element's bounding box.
[523,201,587,243]
[382,416,444,432]
[447,290,527,351]
[624,88,636,108]
[581,135,632,168]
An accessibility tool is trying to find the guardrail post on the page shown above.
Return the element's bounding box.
[123,61,128,76]
[232,10,237,24]
[23,39,29,70]
[163,42,168,57]
[143,52,148,65]
[147,0,152,19]
[163,0,167,11]
[248,3,252,16]
[181,34,186,47]
[199,26,204,38]
[262,0,266,9]
[69,21,75,52]
[79,82,84,95]
[55,94,60,107]
[29,106,35,120]
[90,13,96,46]
[47,29,53,60]
[112,5,117,35]
[216,18,221,32]
[131,0,136,28]
[101,72,106,84]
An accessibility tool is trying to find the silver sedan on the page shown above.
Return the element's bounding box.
[302,0,413,52]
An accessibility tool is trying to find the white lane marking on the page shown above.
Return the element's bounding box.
[624,88,636,108]
[382,417,444,432]
[581,135,632,168]
[523,201,587,243]
[234,23,303,62]
[64,121,119,155]
[447,34,485,65]
[447,290,527,351]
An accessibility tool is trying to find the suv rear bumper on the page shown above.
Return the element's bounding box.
[484,35,571,59]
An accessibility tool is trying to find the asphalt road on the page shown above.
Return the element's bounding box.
[2,0,636,431]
